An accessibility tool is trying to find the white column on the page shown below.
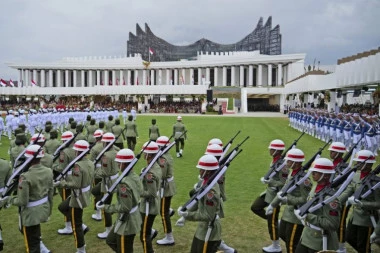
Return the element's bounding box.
[277,64,282,86]
[88,70,93,87]
[57,70,62,87]
[65,70,69,87]
[151,70,155,85]
[112,70,116,86]
[25,70,29,87]
[241,88,248,113]
[41,70,45,87]
[190,68,194,85]
[49,70,53,87]
[158,69,162,85]
[214,67,218,86]
[174,69,178,85]
[181,69,185,85]
[33,70,37,84]
[197,68,201,85]
[119,70,123,86]
[143,70,147,85]
[81,70,85,87]
[104,70,108,86]
[166,69,170,85]
[96,70,100,86]
[206,68,210,84]
[240,66,244,87]
[134,70,138,85]
[73,70,78,87]
[268,64,272,86]
[248,65,253,86]
[328,91,337,112]
[257,64,262,87]
[127,70,131,85]
[231,66,236,86]
[222,67,227,86]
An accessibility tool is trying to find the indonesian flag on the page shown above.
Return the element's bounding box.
[149,47,154,55]
[0,79,6,87]
[9,79,14,87]
[116,78,119,86]
[31,80,37,86]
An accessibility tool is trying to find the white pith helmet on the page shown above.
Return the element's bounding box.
[284,148,305,162]
[196,154,219,170]
[205,144,223,156]
[328,142,346,153]
[115,149,135,163]
[93,129,104,138]
[208,138,223,147]
[101,133,115,142]
[353,150,376,163]
[268,139,285,150]
[142,141,159,154]
[73,140,89,152]
[25,144,44,158]
[61,131,74,141]
[156,136,170,147]
[309,158,335,174]
[31,133,46,143]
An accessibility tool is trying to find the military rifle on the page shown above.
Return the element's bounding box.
[353,163,380,200]
[220,130,241,160]
[335,135,363,174]
[13,129,42,170]
[263,131,305,180]
[53,125,84,162]
[278,139,332,198]
[218,136,249,167]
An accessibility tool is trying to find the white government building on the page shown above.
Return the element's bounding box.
[2,47,380,113]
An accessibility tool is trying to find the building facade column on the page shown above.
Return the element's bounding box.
[112,70,116,86]
[206,68,210,85]
[119,70,123,86]
[277,64,282,86]
[241,88,248,113]
[151,70,155,85]
[166,69,170,85]
[134,70,138,85]
[127,70,131,85]
[96,70,100,86]
[73,70,78,87]
[257,64,262,87]
[24,70,29,87]
[41,70,46,87]
[48,70,53,87]
[231,66,236,86]
[268,64,272,86]
[143,70,147,86]
[65,70,69,87]
[240,66,244,87]
[214,67,218,86]
[33,70,37,84]
[190,68,194,85]
[248,65,253,86]
[197,68,202,85]
[222,66,227,86]
[57,70,62,87]
[174,69,178,85]
[104,70,108,86]
[328,91,337,112]
[158,69,162,85]
[88,70,93,87]
[81,70,85,87]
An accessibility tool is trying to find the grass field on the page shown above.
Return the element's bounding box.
[0,114,378,252]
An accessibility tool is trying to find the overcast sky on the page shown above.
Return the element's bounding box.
[0,0,379,80]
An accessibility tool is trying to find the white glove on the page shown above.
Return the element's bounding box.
[175,216,186,227]
[0,196,9,208]
[177,206,188,218]
[260,177,270,184]
[277,191,287,203]
[96,201,105,210]
[265,204,274,215]
[347,196,363,207]
[294,209,306,221]
[53,180,61,187]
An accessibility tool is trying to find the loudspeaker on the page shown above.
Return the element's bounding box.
[207,89,213,102]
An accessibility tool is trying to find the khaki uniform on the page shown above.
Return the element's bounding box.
[297,187,340,251]
[44,139,60,155]
[338,171,380,252]
[125,121,138,151]
[75,132,87,142]
[86,125,97,144]
[106,120,115,132]
[149,125,160,141]
[40,153,54,169]
[0,159,12,191]
[112,125,125,149]
[186,183,221,253]
[172,122,186,153]
[139,163,162,253]
[11,163,53,253]
[271,169,312,253]
[10,145,25,168]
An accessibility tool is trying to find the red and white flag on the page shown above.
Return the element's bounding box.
[31,80,37,86]
[0,79,6,87]
[116,78,119,86]
[9,79,14,87]
[149,47,154,55]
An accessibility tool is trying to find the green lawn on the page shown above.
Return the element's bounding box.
[0,115,377,252]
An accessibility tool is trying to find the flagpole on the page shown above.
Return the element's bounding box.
[149,47,150,62]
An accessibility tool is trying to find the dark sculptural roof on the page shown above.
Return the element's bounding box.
[127,16,281,62]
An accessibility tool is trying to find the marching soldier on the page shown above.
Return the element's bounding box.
[177,154,221,253]
[338,150,380,253]
[10,134,26,168]
[75,124,87,141]
[267,148,311,253]
[90,129,104,221]
[55,140,94,253]
[140,141,162,253]
[91,133,119,239]
[1,144,53,253]
[86,119,97,145]
[328,142,346,169]
[44,130,60,155]
[106,115,115,132]
[101,149,143,253]
[0,158,12,250]
[56,131,75,235]
[173,116,187,158]
[251,139,288,253]
[111,119,125,149]
[125,116,138,151]
[155,136,176,246]
[294,158,341,252]
[149,119,160,141]
[30,134,54,169]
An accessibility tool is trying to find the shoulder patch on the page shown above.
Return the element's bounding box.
[120,184,127,194]
[73,165,81,176]
[304,178,311,187]
[59,151,65,162]
[329,201,338,210]
[102,156,108,167]
[159,157,166,166]
[18,175,25,189]
[145,173,153,182]
[206,191,215,200]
